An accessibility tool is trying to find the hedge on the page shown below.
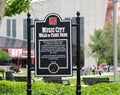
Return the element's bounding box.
[0,80,120,95]
[0,81,26,95]
[82,82,120,95]
[0,80,75,95]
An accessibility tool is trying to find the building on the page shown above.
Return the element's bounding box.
[105,0,120,24]
[0,0,109,68]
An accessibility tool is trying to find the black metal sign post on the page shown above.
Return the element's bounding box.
[76,12,81,95]
[72,12,81,95]
[27,12,32,95]
[26,12,81,95]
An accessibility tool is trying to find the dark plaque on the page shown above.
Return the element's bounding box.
[35,13,72,76]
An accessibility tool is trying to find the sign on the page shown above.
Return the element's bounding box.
[35,13,72,76]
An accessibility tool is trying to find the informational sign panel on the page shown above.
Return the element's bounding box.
[35,13,72,76]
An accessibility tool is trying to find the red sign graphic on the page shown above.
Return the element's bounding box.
[49,17,57,25]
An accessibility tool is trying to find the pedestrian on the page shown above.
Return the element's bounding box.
[108,65,110,72]
[92,65,95,75]
[98,66,103,76]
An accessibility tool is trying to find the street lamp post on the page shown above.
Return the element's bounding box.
[112,0,118,82]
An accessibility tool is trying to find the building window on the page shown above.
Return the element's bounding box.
[6,19,11,36]
[23,19,34,40]
[23,19,27,39]
[21,41,27,47]
[12,19,16,37]
[5,38,10,47]
[31,19,33,41]
[10,39,16,47]
[71,17,84,66]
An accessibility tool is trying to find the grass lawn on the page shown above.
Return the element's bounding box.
[4,68,120,86]
[67,72,120,85]
[1,68,120,95]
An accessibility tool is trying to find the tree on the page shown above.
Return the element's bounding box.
[89,22,114,65]
[0,49,12,63]
[89,29,106,64]
[102,22,114,64]
[5,0,32,16]
[0,0,31,22]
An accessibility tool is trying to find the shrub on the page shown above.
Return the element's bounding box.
[0,68,4,73]
[82,82,120,95]
[0,80,26,95]
[0,80,120,95]
[0,81,75,95]
[32,82,75,95]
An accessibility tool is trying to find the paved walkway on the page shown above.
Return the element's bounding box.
[62,72,114,80]
[62,72,114,86]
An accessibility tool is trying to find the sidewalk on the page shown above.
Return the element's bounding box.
[62,72,114,87]
[82,72,114,77]
[63,72,114,80]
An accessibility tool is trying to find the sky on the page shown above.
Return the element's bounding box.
[31,0,39,2]
[31,0,45,2]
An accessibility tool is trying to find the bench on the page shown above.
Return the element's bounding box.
[0,76,3,80]
[43,76,70,85]
[14,76,35,82]
[6,73,35,82]
[83,77,113,85]
[5,71,14,81]
[5,71,27,81]
[14,76,28,82]
[0,69,5,79]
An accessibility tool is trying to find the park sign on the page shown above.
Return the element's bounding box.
[34,13,72,76]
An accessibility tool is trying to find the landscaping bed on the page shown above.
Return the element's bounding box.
[0,80,120,95]
[0,80,75,95]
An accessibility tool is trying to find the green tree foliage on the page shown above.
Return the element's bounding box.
[89,22,114,65]
[5,0,32,16]
[0,49,12,62]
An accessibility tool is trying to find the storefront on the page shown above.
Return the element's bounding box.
[1,47,34,67]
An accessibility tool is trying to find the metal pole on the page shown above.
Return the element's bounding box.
[76,11,81,95]
[27,12,32,95]
[112,0,118,82]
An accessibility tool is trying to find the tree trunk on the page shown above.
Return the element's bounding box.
[0,0,6,23]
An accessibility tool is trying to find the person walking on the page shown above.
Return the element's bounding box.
[92,65,95,75]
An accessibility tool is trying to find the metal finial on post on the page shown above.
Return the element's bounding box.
[76,11,80,17]
[27,12,31,18]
